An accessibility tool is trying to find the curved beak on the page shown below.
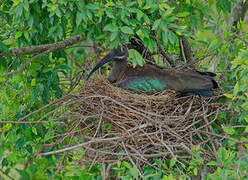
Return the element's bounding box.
[86,52,115,80]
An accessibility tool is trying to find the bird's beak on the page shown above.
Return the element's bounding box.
[86,52,114,80]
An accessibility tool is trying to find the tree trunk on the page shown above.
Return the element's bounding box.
[229,0,248,32]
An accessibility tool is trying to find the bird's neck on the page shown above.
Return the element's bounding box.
[114,59,128,69]
[107,59,128,83]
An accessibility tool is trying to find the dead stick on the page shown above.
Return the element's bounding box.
[0,35,82,58]
[199,130,248,144]
[0,35,82,77]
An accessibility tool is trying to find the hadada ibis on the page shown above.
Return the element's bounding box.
[87,46,218,96]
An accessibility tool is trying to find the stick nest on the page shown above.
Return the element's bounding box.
[38,76,227,171]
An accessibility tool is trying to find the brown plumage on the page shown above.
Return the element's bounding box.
[87,46,218,96]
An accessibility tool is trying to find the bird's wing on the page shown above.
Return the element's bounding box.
[117,76,167,94]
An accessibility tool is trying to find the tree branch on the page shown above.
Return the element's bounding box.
[156,42,175,67]
[0,35,82,77]
[128,35,156,63]
[179,35,194,67]
[230,0,248,32]
[0,35,82,58]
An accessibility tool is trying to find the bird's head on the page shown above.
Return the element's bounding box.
[86,45,128,80]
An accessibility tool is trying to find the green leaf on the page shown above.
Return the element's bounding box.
[24,31,30,41]
[76,11,85,26]
[105,8,115,18]
[121,26,134,34]
[31,78,36,86]
[176,12,190,17]
[143,37,154,52]
[132,56,137,68]
[207,161,219,166]
[143,6,151,10]
[2,158,8,167]
[160,21,168,31]
[208,0,214,6]
[104,24,118,33]
[136,54,144,66]
[241,102,248,111]
[123,161,132,169]
[193,168,198,176]
[140,27,149,38]
[245,125,248,132]
[0,42,10,54]
[167,31,178,45]
[86,10,92,20]
[136,9,144,21]
[13,0,19,6]
[169,158,176,168]
[130,167,139,179]
[87,3,99,10]
[15,31,23,39]
[152,19,161,30]
[110,31,119,41]
[164,8,174,17]
[48,26,57,36]
[23,0,29,11]
[137,0,142,7]
[233,82,240,96]
[16,169,30,180]
[129,49,144,67]
[24,128,31,139]
[55,8,62,18]
[143,13,150,24]
[28,15,34,28]
[222,126,235,135]
[224,94,233,98]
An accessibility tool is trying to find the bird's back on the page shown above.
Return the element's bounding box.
[114,64,218,96]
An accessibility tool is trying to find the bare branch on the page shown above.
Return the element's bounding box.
[179,36,194,67]
[230,0,248,32]
[128,35,156,63]
[0,35,82,58]
[156,42,175,67]
[0,35,82,77]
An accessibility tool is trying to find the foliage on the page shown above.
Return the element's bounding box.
[0,0,247,179]
[225,48,248,121]
[52,147,248,179]
[207,147,248,179]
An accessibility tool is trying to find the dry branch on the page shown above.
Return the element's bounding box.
[0,35,82,77]
[179,36,193,65]
[230,0,248,32]
[156,41,175,67]
[16,76,234,174]
[0,35,82,58]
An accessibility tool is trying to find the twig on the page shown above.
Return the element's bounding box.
[199,130,248,144]
[0,35,82,77]
[0,169,15,180]
[156,40,175,67]
[0,35,82,58]
[0,117,66,124]
[36,136,123,156]
[17,94,71,121]
[122,141,143,179]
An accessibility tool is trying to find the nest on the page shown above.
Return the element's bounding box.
[34,76,227,174]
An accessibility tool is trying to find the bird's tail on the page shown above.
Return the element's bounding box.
[196,71,218,89]
[183,71,218,97]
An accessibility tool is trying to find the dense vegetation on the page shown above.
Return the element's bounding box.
[0,0,247,179]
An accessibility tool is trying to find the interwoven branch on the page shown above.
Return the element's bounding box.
[0,35,82,58]
[12,76,235,175]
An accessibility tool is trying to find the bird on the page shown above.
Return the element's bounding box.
[87,46,218,96]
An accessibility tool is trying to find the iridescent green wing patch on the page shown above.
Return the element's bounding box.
[117,76,167,94]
